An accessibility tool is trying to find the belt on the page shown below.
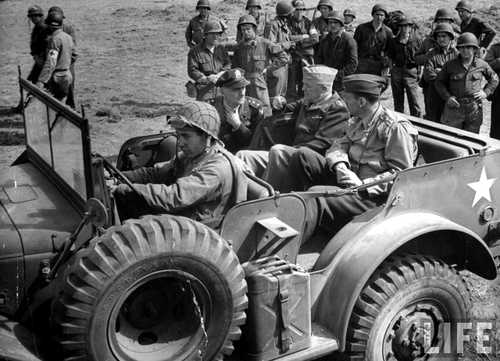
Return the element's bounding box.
[456,96,477,103]
[54,69,69,72]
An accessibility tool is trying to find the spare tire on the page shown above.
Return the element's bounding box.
[52,215,248,361]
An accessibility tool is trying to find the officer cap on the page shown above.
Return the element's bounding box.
[204,20,223,34]
[371,4,388,16]
[276,0,294,16]
[246,0,262,10]
[196,0,211,10]
[303,65,338,88]
[216,68,250,89]
[396,15,414,27]
[48,6,65,18]
[327,11,344,25]
[169,101,221,140]
[316,0,333,11]
[456,32,479,48]
[343,74,387,96]
[27,5,44,17]
[293,0,306,10]
[455,0,473,13]
[432,23,455,39]
[343,9,356,19]
[45,11,63,28]
[238,14,257,28]
[434,8,455,22]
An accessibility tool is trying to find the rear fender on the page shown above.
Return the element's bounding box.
[313,211,496,351]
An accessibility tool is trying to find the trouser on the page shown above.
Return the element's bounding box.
[356,58,385,76]
[287,55,313,101]
[441,97,483,133]
[427,82,445,123]
[47,70,73,101]
[421,82,431,120]
[267,64,288,100]
[27,63,43,83]
[293,147,383,238]
[390,67,422,117]
[490,87,500,139]
[247,75,272,117]
[66,62,76,109]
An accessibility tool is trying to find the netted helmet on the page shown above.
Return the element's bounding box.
[433,23,455,39]
[434,8,455,21]
[170,101,221,140]
[276,0,294,16]
[246,0,262,10]
[456,32,479,48]
[238,14,257,28]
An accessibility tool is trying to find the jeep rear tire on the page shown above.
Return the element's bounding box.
[346,254,471,361]
[52,215,247,361]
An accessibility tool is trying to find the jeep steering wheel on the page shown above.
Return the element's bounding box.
[96,153,142,197]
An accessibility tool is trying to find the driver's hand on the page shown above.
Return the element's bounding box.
[104,169,112,180]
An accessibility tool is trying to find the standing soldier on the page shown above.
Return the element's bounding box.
[456,0,496,52]
[26,6,47,84]
[264,0,294,102]
[237,0,266,41]
[232,15,288,116]
[343,9,356,34]
[288,0,319,99]
[213,69,265,152]
[485,43,500,139]
[354,4,393,75]
[422,23,459,123]
[187,21,231,104]
[435,33,498,133]
[315,11,358,91]
[185,0,227,49]
[387,16,423,117]
[312,0,333,44]
[36,12,75,103]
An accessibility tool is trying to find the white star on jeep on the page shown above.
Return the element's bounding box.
[467,167,496,207]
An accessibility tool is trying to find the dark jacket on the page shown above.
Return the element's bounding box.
[460,17,496,49]
[387,33,423,69]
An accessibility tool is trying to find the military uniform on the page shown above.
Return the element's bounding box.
[28,22,48,83]
[185,14,227,48]
[354,21,393,75]
[435,56,498,133]
[460,17,496,49]
[264,17,292,99]
[187,43,231,103]
[423,45,459,122]
[344,22,356,34]
[213,95,265,152]
[38,29,74,101]
[236,14,267,42]
[297,104,418,234]
[312,17,329,43]
[232,36,288,116]
[485,43,500,139]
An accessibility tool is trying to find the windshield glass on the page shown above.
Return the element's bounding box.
[23,81,90,200]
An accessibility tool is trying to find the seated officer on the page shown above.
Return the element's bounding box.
[213,69,265,153]
[289,74,418,235]
[236,65,349,192]
[111,101,247,228]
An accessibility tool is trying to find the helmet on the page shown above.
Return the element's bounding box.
[327,11,344,25]
[343,9,356,18]
[293,0,306,10]
[204,20,223,34]
[48,6,65,18]
[434,8,455,21]
[276,0,293,16]
[238,14,257,28]
[433,23,455,39]
[396,15,414,26]
[196,0,211,10]
[316,0,333,11]
[27,5,43,17]
[245,0,262,9]
[456,32,479,48]
[45,12,63,28]
[371,4,388,16]
[170,101,220,140]
[455,0,472,12]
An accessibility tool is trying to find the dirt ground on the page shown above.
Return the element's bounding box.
[1,0,500,359]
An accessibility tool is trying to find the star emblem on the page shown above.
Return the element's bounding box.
[467,167,497,207]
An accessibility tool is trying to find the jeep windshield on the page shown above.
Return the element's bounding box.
[20,78,92,210]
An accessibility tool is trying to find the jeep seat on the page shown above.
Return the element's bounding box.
[417,134,470,164]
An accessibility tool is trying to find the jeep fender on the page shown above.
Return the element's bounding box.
[313,211,496,351]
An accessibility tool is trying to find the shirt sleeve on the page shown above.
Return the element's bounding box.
[434,62,452,101]
[325,131,352,167]
[478,19,496,48]
[122,160,176,184]
[187,48,205,81]
[423,55,439,82]
[185,20,193,46]
[38,37,60,84]
[485,45,500,73]
[482,62,499,97]
[340,35,358,78]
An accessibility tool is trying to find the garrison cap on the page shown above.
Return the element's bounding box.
[27,5,44,17]
[343,74,387,95]
[216,68,250,89]
[303,65,338,87]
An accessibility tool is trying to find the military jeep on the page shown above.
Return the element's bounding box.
[1,78,499,361]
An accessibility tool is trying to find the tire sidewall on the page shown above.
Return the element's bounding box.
[89,252,234,361]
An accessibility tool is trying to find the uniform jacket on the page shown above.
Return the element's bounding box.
[312,17,329,41]
[38,29,74,84]
[30,22,48,63]
[315,30,358,89]
[187,42,231,81]
[387,33,423,69]
[354,21,393,61]
[289,16,318,58]
[435,56,499,100]
[122,144,248,227]
[485,43,500,74]
[423,45,459,83]
[264,17,292,60]
[326,105,418,197]
[460,17,496,49]
[185,14,227,47]
[214,96,265,152]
